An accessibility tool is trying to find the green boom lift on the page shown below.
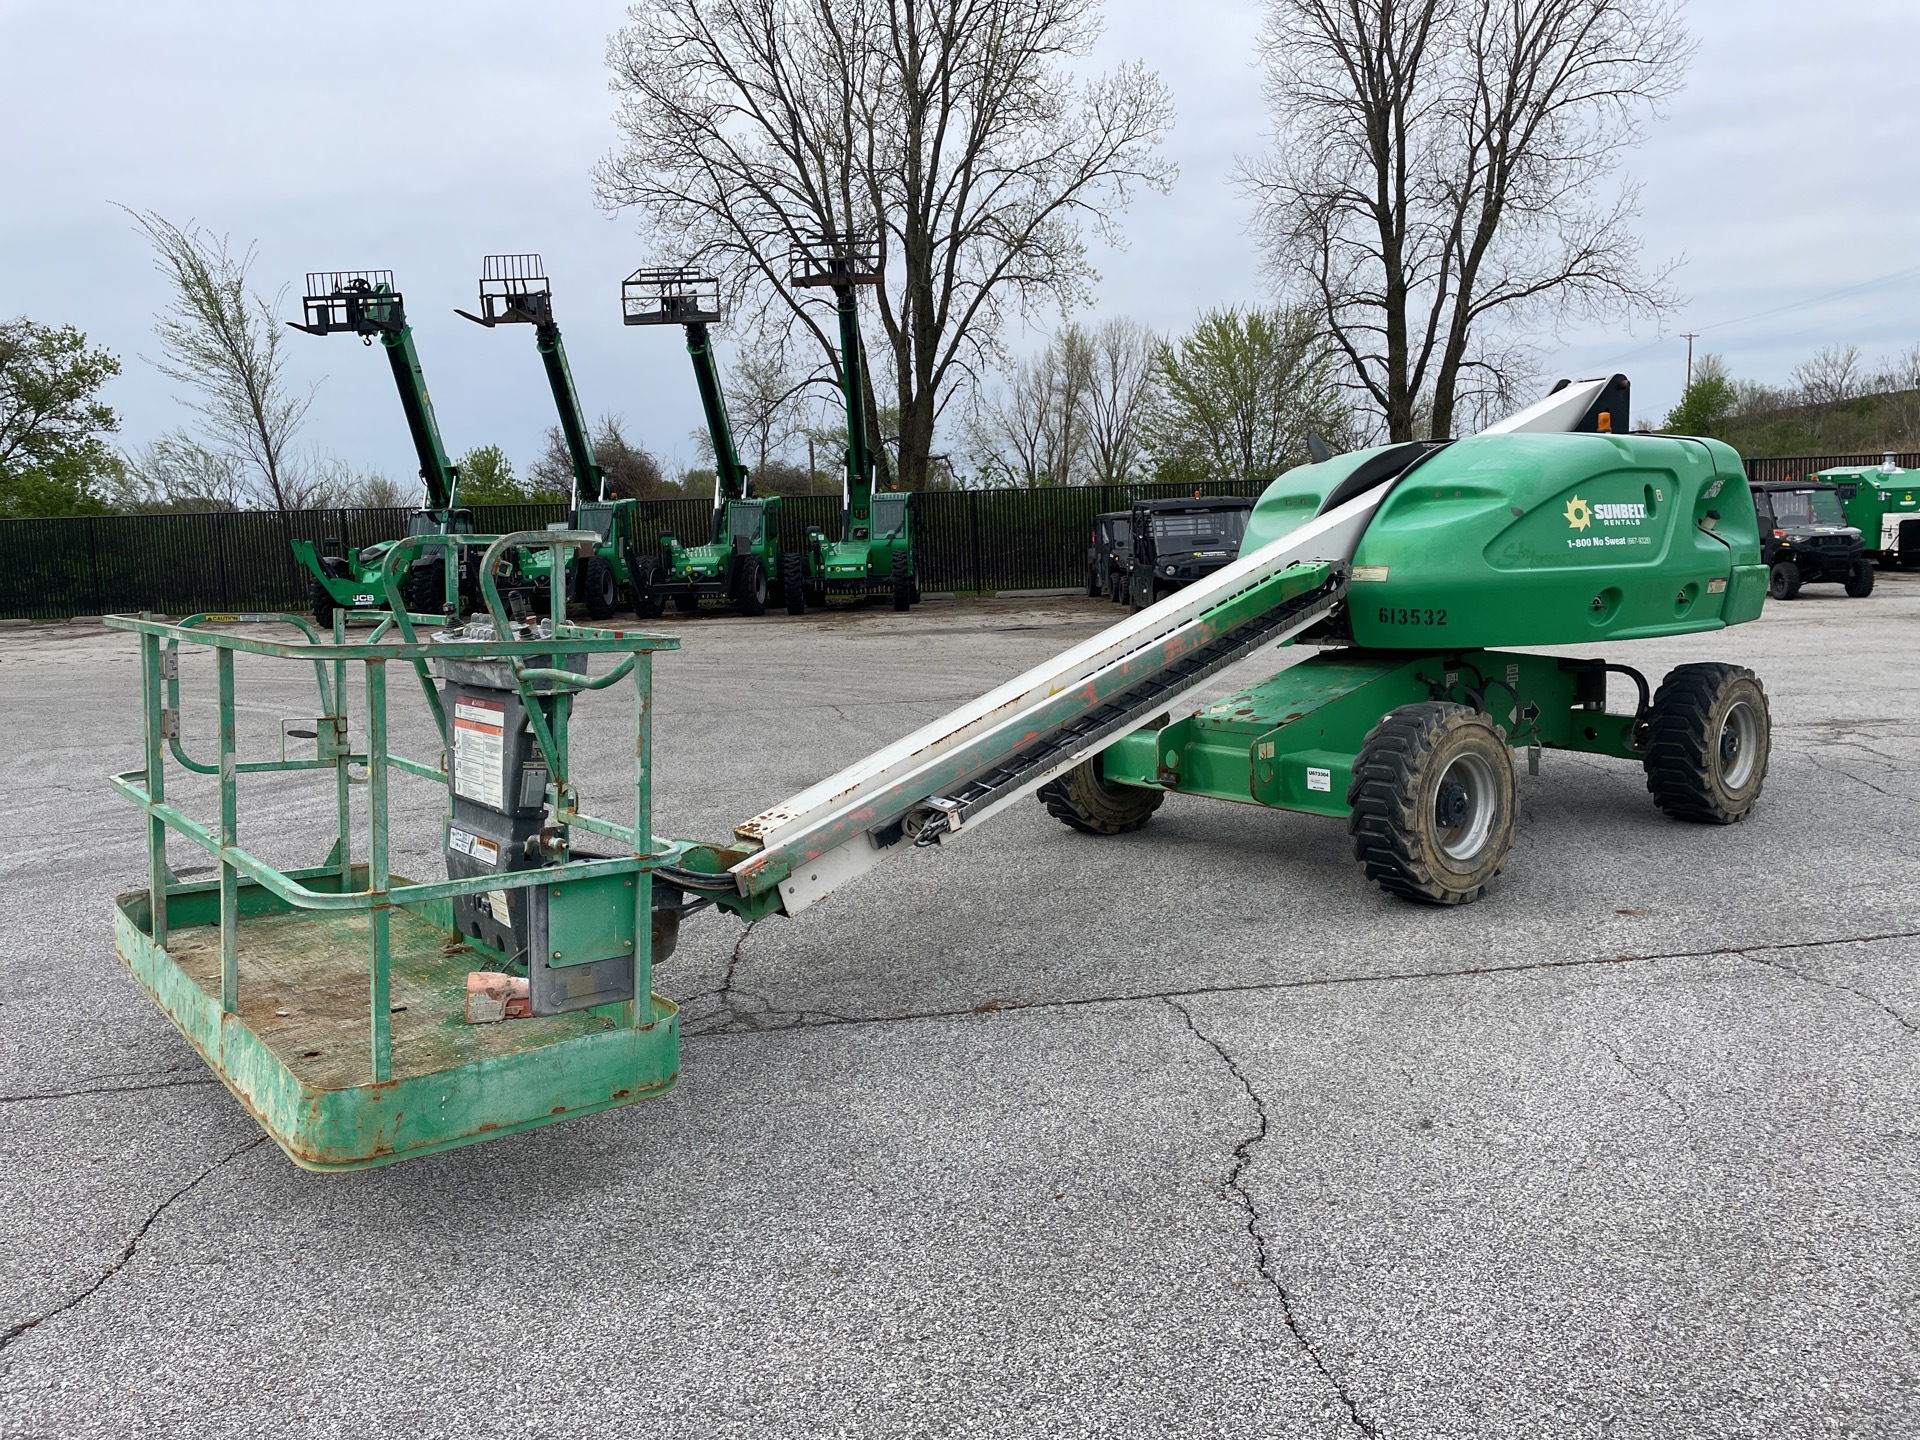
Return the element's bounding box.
[288,271,473,625]
[619,267,782,618]
[109,371,1783,1171]
[790,234,919,611]
[456,253,631,619]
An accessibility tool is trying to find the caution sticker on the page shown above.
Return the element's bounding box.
[484,889,512,925]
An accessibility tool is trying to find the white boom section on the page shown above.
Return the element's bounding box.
[1479,376,1610,434]
[733,479,1399,914]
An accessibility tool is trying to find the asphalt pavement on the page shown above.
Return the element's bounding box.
[2,575,1918,1439]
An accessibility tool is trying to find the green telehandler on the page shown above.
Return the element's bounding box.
[789,234,918,611]
[456,253,631,619]
[288,271,473,625]
[619,267,783,618]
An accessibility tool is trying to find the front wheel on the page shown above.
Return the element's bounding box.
[580,555,618,619]
[735,555,768,616]
[1642,663,1770,824]
[1845,560,1875,597]
[779,553,807,614]
[1768,561,1801,600]
[626,557,666,620]
[890,550,913,612]
[310,578,337,631]
[1347,702,1517,906]
[405,560,447,619]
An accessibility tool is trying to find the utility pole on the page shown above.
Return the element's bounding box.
[1681,332,1701,389]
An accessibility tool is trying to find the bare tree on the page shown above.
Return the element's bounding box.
[1791,344,1867,413]
[971,325,1094,486]
[124,209,320,507]
[1243,0,1689,441]
[724,347,810,473]
[1080,316,1158,486]
[596,0,1174,491]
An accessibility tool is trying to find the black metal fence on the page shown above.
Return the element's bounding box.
[1743,452,1920,483]
[0,482,1248,620]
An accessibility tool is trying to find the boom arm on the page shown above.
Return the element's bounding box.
[684,321,750,504]
[457,256,602,508]
[832,285,873,538]
[291,272,459,511]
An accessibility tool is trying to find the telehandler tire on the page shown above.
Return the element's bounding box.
[891,550,913,611]
[627,558,666,620]
[406,561,447,618]
[1038,758,1164,835]
[1642,663,1770,825]
[1347,702,1516,905]
[310,578,337,631]
[781,553,808,615]
[581,556,618,619]
[1845,560,1875,597]
[1768,561,1801,600]
[736,555,769,616]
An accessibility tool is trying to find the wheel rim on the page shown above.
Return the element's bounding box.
[1717,699,1760,790]
[1430,752,1498,865]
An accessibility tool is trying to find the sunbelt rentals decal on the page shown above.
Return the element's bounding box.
[1562,493,1652,549]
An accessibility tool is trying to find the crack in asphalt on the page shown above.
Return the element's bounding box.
[0,1134,267,1353]
[1165,998,1375,1438]
[1743,953,1919,1036]
[678,928,1920,1043]
[1594,1036,1693,1120]
[0,1075,219,1105]
[1800,754,1919,805]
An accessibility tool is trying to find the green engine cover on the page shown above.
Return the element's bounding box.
[1242,433,1766,649]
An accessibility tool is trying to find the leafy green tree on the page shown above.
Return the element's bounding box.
[454,443,526,501]
[0,317,124,516]
[1661,354,1736,436]
[1142,306,1351,486]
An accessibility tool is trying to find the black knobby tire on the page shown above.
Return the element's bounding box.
[1347,702,1517,906]
[581,555,618,620]
[406,560,447,619]
[890,549,913,612]
[780,552,808,615]
[1037,758,1164,836]
[1845,560,1875,598]
[1642,662,1770,825]
[1768,562,1800,600]
[1128,572,1150,613]
[627,557,666,620]
[310,578,337,630]
[736,555,768,616]
[1087,567,1101,597]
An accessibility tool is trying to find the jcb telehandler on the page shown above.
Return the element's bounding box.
[288,271,474,625]
[618,267,783,618]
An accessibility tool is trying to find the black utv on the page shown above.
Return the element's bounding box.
[1087,511,1134,602]
[1749,481,1872,599]
[1127,496,1255,611]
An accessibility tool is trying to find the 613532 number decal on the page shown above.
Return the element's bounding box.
[1378,606,1447,626]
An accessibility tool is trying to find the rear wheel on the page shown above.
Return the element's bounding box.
[1642,663,1770,824]
[580,555,618,619]
[781,553,808,615]
[1347,702,1516,906]
[1845,559,1875,597]
[735,555,768,616]
[1038,758,1164,835]
[891,550,913,611]
[1087,567,1101,597]
[1768,561,1801,600]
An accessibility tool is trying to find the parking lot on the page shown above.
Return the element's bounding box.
[4,577,1919,1439]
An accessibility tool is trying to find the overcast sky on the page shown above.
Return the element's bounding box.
[3,0,1917,485]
